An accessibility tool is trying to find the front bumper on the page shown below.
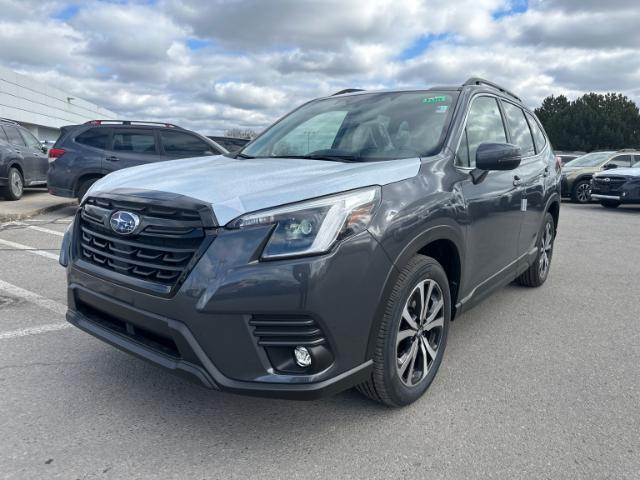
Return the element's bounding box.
[64,216,392,399]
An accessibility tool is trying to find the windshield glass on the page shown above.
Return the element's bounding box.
[565,152,612,167]
[241,91,458,161]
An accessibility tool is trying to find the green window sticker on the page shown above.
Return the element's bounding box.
[422,95,448,104]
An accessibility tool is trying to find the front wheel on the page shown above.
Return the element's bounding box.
[516,212,555,287]
[357,256,450,407]
[600,200,620,209]
[2,167,24,201]
[571,180,591,203]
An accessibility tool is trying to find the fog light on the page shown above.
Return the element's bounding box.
[294,346,312,367]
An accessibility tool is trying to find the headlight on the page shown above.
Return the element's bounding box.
[229,187,381,259]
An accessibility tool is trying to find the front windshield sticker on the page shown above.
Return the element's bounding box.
[423,95,448,104]
[435,105,449,113]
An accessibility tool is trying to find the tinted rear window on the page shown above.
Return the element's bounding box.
[112,131,157,153]
[526,112,547,154]
[76,128,110,149]
[4,125,26,146]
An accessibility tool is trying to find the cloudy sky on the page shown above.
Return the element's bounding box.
[1,0,638,135]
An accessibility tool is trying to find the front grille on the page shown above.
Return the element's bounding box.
[594,177,627,194]
[249,315,326,347]
[78,197,210,288]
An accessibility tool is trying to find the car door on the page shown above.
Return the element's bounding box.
[19,128,48,182]
[500,102,546,258]
[102,128,162,173]
[158,130,221,159]
[456,95,525,298]
[2,125,36,181]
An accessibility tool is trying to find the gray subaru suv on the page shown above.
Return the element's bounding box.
[60,79,561,406]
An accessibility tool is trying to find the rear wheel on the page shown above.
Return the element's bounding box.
[76,177,99,201]
[600,200,620,209]
[516,212,555,287]
[2,167,24,201]
[571,180,591,203]
[357,256,450,407]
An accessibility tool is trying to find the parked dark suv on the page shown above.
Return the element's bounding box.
[60,79,561,406]
[48,121,228,200]
[0,118,49,200]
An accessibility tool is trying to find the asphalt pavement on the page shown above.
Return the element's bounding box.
[0,202,639,479]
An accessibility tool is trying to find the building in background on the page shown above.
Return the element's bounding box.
[0,65,117,142]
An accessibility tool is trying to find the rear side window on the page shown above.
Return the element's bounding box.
[160,130,218,156]
[3,125,26,146]
[76,128,110,149]
[0,126,9,143]
[633,155,640,166]
[112,131,157,154]
[501,101,535,157]
[457,96,507,168]
[525,112,547,154]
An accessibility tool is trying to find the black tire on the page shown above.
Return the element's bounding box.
[2,167,24,201]
[516,212,555,287]
[76,178,99,201]
[600,200,620,209]
[571,179,591,203]
[357,255,451,407]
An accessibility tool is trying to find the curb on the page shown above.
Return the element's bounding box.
[0,201,77,223]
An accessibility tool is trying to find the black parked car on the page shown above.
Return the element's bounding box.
[60,78,561,406]
[591,163,640,208]
[0,118,49,200]
[48,121,228,200]
[206,135,250,153]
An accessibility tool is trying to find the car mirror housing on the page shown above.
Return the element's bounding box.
[603,163,618,170]
[475,143,522,171]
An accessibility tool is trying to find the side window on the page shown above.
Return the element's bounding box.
[525,112,547,154]
[76,128,110,150]
[457,96,507,167]
[112,130,157,154]
[19,128,42,150]
[160,131,218,156]
[633,155,640,166]
[502,102,535,157]
[4,125,26,146]
[607,155,632,168]
[0,126,9,143]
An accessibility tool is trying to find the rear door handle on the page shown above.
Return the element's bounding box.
[106,155,119,162]
[513,175,523,187]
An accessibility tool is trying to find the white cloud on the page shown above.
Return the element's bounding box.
[1,0,639,135]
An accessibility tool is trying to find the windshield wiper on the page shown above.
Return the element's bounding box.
[235,152,255,159]
[303,153,361,163]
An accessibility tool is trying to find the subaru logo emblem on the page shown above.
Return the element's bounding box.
[110,211,140,235]
[604,177,611,182]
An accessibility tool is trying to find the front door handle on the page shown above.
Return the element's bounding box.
[106,155,119,162]
[513,175,523,187]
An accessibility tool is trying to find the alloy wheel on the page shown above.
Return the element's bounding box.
[576,183,590,203]
[10,170,23,198]
[538,221,553,278]
[396,279,445,387]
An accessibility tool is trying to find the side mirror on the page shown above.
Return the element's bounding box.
[603,163,618,170]
[475,143,522,171]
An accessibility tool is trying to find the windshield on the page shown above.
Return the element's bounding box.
[241,91,458,161]
[564,152,613,167]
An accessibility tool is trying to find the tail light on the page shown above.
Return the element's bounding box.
[48,148,65,163]
[555,155,562,172]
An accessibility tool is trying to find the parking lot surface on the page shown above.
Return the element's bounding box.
[1,202,639,479]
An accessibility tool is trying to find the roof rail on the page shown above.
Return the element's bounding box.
[463,77,521,102]
[0,117,19,125]
[331,89,365,96]
[84,120,183,128]
[615,148,638,153]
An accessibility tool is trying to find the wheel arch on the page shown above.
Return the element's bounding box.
[74,171,104,196]
[545,194,560,231]
[365,225,465,360]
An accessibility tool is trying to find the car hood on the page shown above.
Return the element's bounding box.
[595,167,640,177]
[562,165,594,175]
[87,155,421,225]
